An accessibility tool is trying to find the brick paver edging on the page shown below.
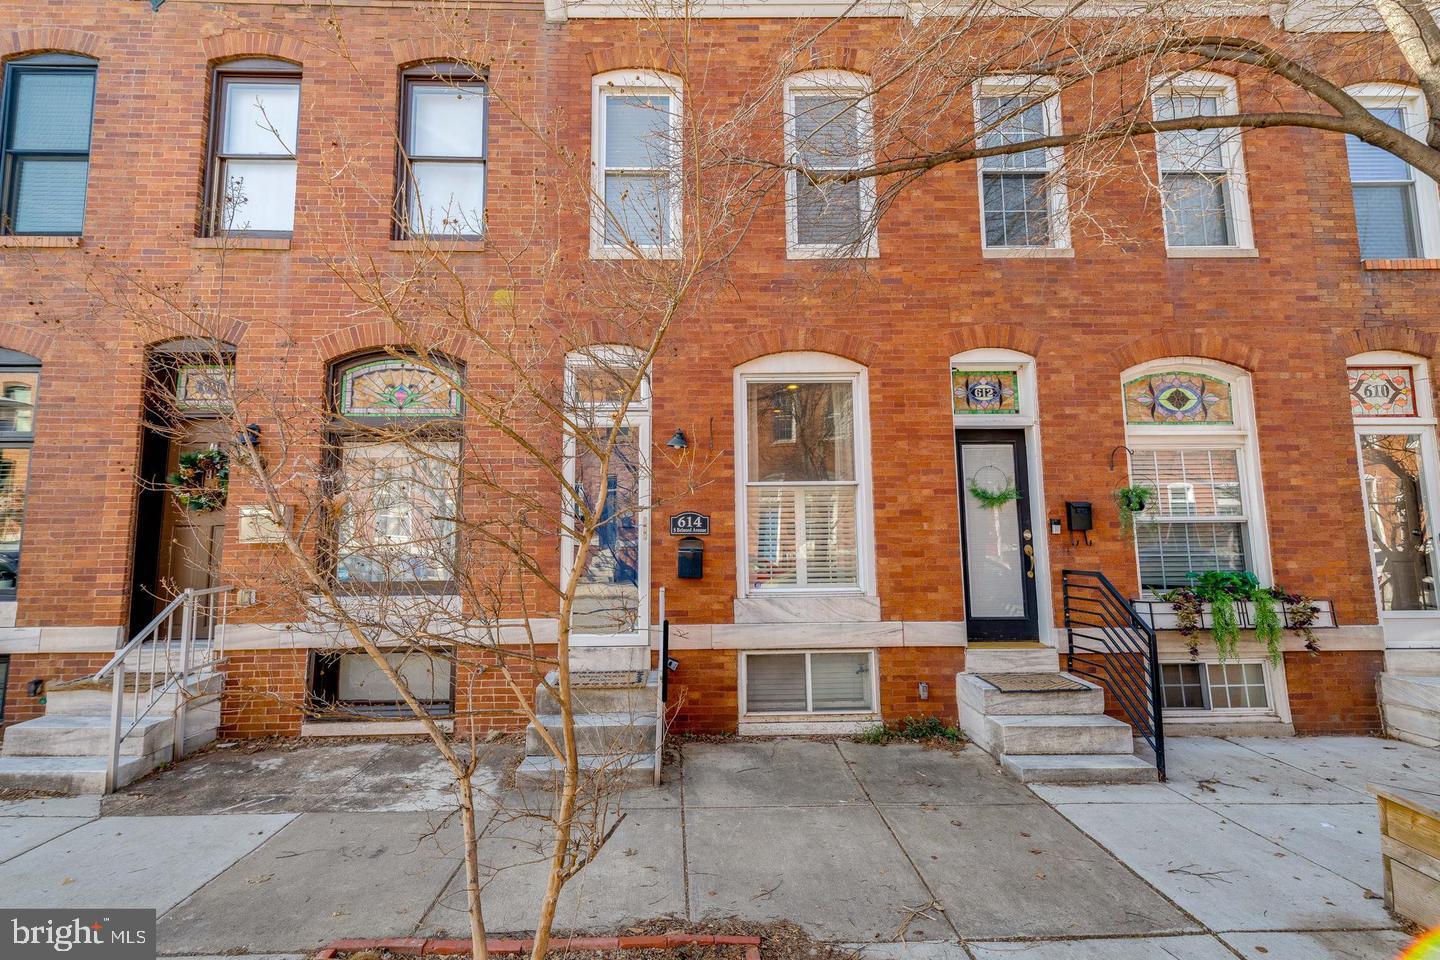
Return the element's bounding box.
[314,935,763,959]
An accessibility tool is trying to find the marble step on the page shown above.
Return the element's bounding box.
[956,672,1105,718]
[525,712,658,757]
[515,751,657,785]
[965,645,1060,674]
[535,670,658,715]
[1001,753,1159,784]
[42,672,223,716]
[0,755,156,794]
[985,713,1134,756]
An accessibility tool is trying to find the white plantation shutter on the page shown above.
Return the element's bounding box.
[1130,448,1248,591]
[745,486,857,589]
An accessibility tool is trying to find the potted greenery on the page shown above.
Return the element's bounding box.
[1113,484,1155,533]
[1160,571,1286,665]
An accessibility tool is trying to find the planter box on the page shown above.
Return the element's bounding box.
[1372,785,1440,928]
[1132,597,1336,633]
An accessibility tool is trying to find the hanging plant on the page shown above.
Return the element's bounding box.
[168,448,229,512]
[1280,592,1322,653]
[1208,591,1240,661]
[967,479,1020,510]
[1159,587,1203,659]
[1189,571,1260,662]
[1251,588,1284,666]
[1113,484,1155,533]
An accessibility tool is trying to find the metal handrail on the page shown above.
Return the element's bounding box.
[98,585,234,793]
[1062,570,1166,781]
[654,587,667,788]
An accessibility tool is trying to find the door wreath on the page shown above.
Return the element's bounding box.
[169,448,229,512]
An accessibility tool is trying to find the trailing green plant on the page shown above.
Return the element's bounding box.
[1166,571,1293,664]
[1208,590,1240,661]
[167,448,229,512]
[1158,587,1203,658]
[1250,588,1284,666]
[1113,484,1155,533]
[855,714,965,745]
[1279,592,1322,653]
[967,479,1020,510]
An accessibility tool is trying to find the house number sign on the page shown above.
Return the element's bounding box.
[669,512,711,536]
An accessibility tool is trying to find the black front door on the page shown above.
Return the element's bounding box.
[956,429,1039,641]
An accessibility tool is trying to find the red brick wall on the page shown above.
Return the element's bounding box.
[218,649,307,738]
[1284,650,1385,735]
[668,649,740,734]
[0,653,113,735]
[879,647,966,723]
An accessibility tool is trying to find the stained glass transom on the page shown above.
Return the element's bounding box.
[1123,371,1233,425]
[952,369,1020,416]
[339,358,460,418]
[1349,366,1417,418]
[175,365,234,411]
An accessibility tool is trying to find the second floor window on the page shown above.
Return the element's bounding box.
[398,65,486,239]
[785,72,876,257]
[0,55,97,236]
[1153,75,1252,250]
[208,61,301,236]
[1345,86,1440,260]
[974,81,1067,250]
[592,71,681,257]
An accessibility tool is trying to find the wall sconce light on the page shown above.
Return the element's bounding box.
[26,678,43,697]
[234,423,261,448]
[666,429,689,450]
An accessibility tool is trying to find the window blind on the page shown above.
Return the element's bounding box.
[791,92,866,246]
[1154,94,1233,246]
[1347,106,1421,258]
[747,485,858,589]
[745,653,808,712]
[602,93,673,246]
[1130,447,1247,591]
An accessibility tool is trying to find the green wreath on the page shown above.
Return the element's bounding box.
[967,479,1020,509]
[168,448,229,512]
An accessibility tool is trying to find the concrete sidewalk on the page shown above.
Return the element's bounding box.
[0,735,1429,959]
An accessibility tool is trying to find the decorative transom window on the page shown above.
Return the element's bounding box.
[953,369,1020,416]
[0,348,39,601]
[591,70,682,258]
[1349,352,1440,613]
[398,62,486,239]
[974,78,1068,250]
[329,353,463,587]
[207,58,301,236]
[1151,73,1252,250]
[784,71,877,258]
[1123,360,1268,594]
[1,54,97,236]
[1344,84,1440,260]
[742,650,877,715]
[736,353,873,595]
[1161,661,1270,712]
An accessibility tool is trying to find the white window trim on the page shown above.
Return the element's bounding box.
[738,648,880,720]
[560,346,653,645]
[1348,350,1440,625]
[1151,71,1255,254]
[784,70,879,260]
[1344,83,1440,260]
[733,351,876,598]
[590,69,683,260]
[1121,357,1273,594]
[1159,657,1287,720]
[972,76,1071,253]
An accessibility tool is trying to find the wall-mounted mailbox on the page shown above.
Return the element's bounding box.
[677,536,704,579]
[1065,501,1093,533]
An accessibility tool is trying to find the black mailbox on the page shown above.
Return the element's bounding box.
[1065,501,1094,533]
[677,536,704,579]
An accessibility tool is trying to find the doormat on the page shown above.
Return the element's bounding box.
[977,672,1089,693]
[572,670,648,688]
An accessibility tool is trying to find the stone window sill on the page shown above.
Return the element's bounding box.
[388,239,486,253]
[0,235,82,249]
[1167,246,1259,259]
[982,245,1074,259]
[192,236,292,251]
[1362,258,1440,271]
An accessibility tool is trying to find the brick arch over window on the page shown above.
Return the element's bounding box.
[314,322,469,366]
[0,328,54,363]
[1116,332,1259,373]
[789,46,874,76]
[1340,327,1438,360]
[945,323,1044,358]
[1,30,106,61]
[586,46,680,77]
[725,329,878,368]
[144,322,249,352]
[390,41,491,72]
[201,31,305,67]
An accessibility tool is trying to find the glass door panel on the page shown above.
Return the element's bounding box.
[1360,433,1438,611]
[572,425,644,635]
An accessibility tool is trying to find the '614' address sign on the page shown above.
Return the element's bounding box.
[669,512,711,536]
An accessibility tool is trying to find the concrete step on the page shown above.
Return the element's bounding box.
[1382,674,1440,747]
[2,715,172,757]
[44,672,223,716]
[956,672,1105,717]
[515,751,658,785]
[1001,753,1159,784]
[0,754,156,794]
[965,645,1060,674]
[535,670,658,716]
[985,713,1134,756]
[525,712,658,758]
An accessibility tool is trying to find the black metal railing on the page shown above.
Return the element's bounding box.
[1062,569,1166,781]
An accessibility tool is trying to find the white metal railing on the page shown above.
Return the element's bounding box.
[89,586,233,793]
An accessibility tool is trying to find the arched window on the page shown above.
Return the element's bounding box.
[328,352,463,587]
[0,348,39,599]
[396,62,486,239]
[1,53,98,236]
[205,58,301,236]
[1121,358,1269,593]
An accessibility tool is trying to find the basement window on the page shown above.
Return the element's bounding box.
[308,649,454,719]
[742,650,876,716]
[1160,661,1270,713]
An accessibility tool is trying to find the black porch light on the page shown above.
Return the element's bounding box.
[666,429,689,450]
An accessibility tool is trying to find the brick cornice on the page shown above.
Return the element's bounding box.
[945,323,1043,358]
[1116,332,1260,372]
[1338,326,1438,360]
[313,321,468,364]
[201,30,305,67]
[0,326,55,363]
[2,28,106,60]
[725,329,878,367]
[586,45,680,77]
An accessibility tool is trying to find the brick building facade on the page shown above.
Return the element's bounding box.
[0,0,1436,753]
